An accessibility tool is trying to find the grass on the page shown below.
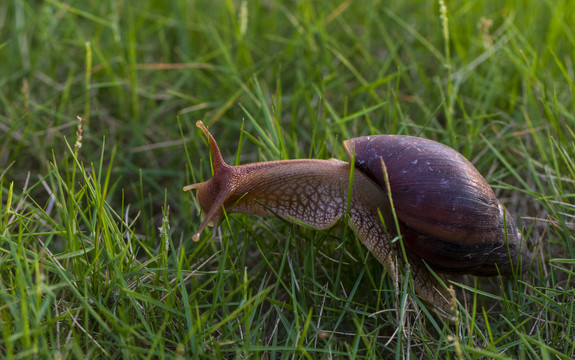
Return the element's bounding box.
[1,0,574,358]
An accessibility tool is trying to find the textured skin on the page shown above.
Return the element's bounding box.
[187,154,452,314]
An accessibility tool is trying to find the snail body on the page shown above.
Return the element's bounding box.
[184,121,531,316]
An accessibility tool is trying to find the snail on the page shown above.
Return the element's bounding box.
[184,121,532,317]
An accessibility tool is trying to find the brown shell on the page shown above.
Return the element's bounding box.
[344,135,525,275]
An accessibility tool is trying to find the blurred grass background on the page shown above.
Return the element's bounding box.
[1,0,574,358]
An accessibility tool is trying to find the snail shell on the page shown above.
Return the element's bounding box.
[344,135,529,276]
